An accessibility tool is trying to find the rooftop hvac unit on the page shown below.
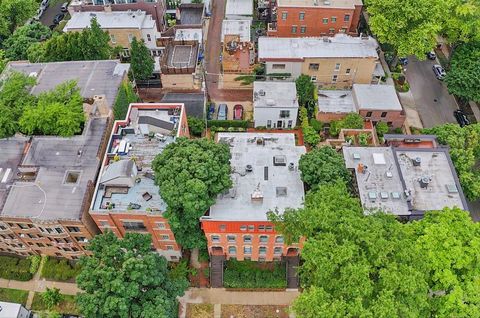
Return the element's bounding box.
[273,155,287,166]
[259,89,266,96]
[245,164,253,172]
[412,157,421,166]
[419,176,431,188]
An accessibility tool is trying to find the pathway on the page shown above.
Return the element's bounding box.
[0,277,80,297]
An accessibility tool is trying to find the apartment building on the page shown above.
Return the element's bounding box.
[258,34,383,88]
[253,81,299,128]
[0,118,108,260]
[268,0,363,37]
[201,133,306,262]
[65,11,162,57]
[89,103,190,261]
[68,0,166,32]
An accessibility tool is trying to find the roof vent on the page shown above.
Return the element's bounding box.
[288,162,294,171]
[256,138,264,146]
[276,187,287,197]
[419,176,431,188]
[273,155,287,166]
[259,89,266,96]
[446,184,458,193]
[412,157,421,166]
[251,184,263,202]
[245,164,253,172]
[385,171,393,178]
[266,99,276,106]
[28,72,38,78]
[368,192,377,202]
[323,0,330,4]
[89,12,96,17]
[313,0,319,5]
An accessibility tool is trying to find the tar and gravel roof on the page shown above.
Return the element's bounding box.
[206,133,306,221]
[253,82,299,109]
[222,20,251,42]
[258,34,379,60]
[353,84,403,111]
[225,0,253,17]
[65,11,156,30]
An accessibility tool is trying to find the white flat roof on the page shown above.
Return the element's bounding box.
[253,81,299,109]
[207,133,306,221]
[65,11,155,31]
[353,84,403,111]
[222,20,251,42]
[278,0,362,8]
[0,301,23,318]
[258,34,379,60]
[175,28,203,43]
[317,89,356,113]
[225,0,253,16]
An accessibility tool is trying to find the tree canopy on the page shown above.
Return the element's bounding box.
[298,146,351,189]
[445,41,480,102]
[113,81,140,120]
[0,0,37,39]
[329,112,364,137]
[77,231,188,318]
[130,37,155,81]
[152,138,232,249]
[3,22,51,60]
[295,75,316,118]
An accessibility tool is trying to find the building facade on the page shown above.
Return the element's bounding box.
[89,103,190,261]
[268,0,363,37]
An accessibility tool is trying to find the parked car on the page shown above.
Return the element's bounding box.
[432,64,446,80]
[207,104,215,120]
[233,104,243,120]
[217,104,228,120]
[35,8,44,20]
[40,0,49,10]
[426,51,436,60]
[61,2,69,12]
[454,110,470,127]
[398,57,409,66]
[53,13,65,25]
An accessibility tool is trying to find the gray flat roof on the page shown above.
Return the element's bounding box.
[352,84,402,111]
[65,11,155,30]
[165,44,198,68]
[343,146,467,217]
[226,0,253,16]
[161,93,205,118]
[179,4,204,25]
[2,118,107,221]
[318,89,356,113]
[253,81,298,109]
[7,60,129,109]
[206,133,306,221]
[222,20,251,42]
[258,34,379,60]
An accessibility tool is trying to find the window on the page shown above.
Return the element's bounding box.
[281,12,287,20]
[266,225,273,231]
[122,221,147,231]
[311,75,317,82]
[156,222,165,229]
[258,225,265,231]
[67,226,80,233]
[259,246,267,255]
[329,28,335,34]
[248,225,254,231]
[211,235,220,242]
[272,64,285,70]
[299,12,305,20]
[267,120,272,128]
[37,243,45,248]
[166,245,174,250]
[366,111,372,117]
[332,75,338,83]
[64,171,81,184]
[275,236,284,243]
[99,220,109,227]
[110,34,116,43]
[387,122,393,127]
[227,235,236,243]
[18,224,29,230]
[274,247,282,254]
[341,27,347,33]
[335,63,341,70]
[240,225,247,231]
[244,246,252,254]
[291,25,297,33]
[280,110,290,118]
[128,34,134,43]
[228,246,236,255]
[76,237,86,242]
[381,112,388,118]
[260,235,268,243]
[288,120,293,128]
[331,16,337,22]
[300,26,306,34]
[55,227,63,234]
[146,34,151,42]
[243,235,252,243]
[346,68,351,74]
[0,224,5,230]
[344,14,350,21]
[309,63,319,70]
[220,224,226,231]
[27,234,36,239]
[323,18,328,24]
[162,235,170,241]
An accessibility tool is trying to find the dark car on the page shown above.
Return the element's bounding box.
[432,64,446,80]
[454,110,470,127]
[49,24,57,30]
[426,51,436,60]
[398,57,409,66]
[53,13,65,25]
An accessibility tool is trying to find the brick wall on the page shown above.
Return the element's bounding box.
[358,109,406,128]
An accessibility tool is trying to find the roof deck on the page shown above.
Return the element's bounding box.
[206,133,306,221]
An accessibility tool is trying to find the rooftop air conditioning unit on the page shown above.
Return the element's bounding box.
[259,89,266,96]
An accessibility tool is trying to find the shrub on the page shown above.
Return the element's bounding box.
[358,133,370,146]
[223,260,286,288]
[40,257,81,281]
[207,120,248,129]
[187,116,205,137]
[309,118,323,133]
[329,113,364,137]
[28,255,41,275]
[0,256,33,281]
[302,125,320,147]
[375,121,389,137]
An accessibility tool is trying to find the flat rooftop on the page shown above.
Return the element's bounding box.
[164,43,198,69]
[207,133,306,221]
[258,34,379,60]
[179,4,204,25]
[2,118,107,221]
[353,84,403,111]
[7,60,129,109]
[175,28,203,43]
[92,105,184,214]
[277,0,362,8]
[253,81,298,109]
[161,93,205,118]
[343,146,467,217]
[318,89,356,113]
[65,11,155,30]
[226,0,253,17]
[222,20,251,42]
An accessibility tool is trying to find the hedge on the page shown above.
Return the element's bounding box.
[223,260,286,289]
[207,120,248,128]
[40,257,82,282]
[0,256,33,281]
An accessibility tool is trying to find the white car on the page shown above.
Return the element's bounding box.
[432,64,446,80]
[35,7,44,20]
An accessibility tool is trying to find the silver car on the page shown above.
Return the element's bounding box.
[432,64,446,80]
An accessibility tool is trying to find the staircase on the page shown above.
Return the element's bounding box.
[210,254,225,288]
[286,255,300,289]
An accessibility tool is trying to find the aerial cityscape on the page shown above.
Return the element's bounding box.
[0,0,479,317]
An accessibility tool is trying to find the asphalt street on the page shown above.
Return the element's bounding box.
[404,56,458,128]
[39,0,65,28]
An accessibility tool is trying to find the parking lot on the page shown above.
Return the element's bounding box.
[39,0,66,28]
[404,56,458,128]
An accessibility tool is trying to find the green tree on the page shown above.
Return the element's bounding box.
[152,138,232,249]
[295,74,316,118]
[441,0,480,43]
[0,50,8,74]
[42,287,63,310]
[130,37,154,80]
[329,112,364,136]
[444,42,480,102]
[76,231,188,318]
[187,116,205,137]
[113,81,140,120]
[3,22,51,60]
[375,121,389,137]
[298,146,351,189]
[0,0,37,38]
[81,17,111,60]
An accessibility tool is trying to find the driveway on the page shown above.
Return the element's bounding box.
[39,0,65,27]
[404,56,457,128]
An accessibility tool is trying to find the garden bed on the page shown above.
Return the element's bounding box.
[40,257,81,282]
[221,305,289,318]
[223,260,286,289]
[0,255,33,281]
[186,303,214,318]
[31,292,79,315]
[0,287,29,305]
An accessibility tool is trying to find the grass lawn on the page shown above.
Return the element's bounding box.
[186,303,214,318]
[31,292,79,315]
[221,305,289,318]
[0,287,29,305]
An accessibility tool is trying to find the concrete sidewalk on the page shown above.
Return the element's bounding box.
[0,278,80,296]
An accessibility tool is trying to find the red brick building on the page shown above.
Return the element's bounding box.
[89,103,189,261]
[268,0,363,37]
